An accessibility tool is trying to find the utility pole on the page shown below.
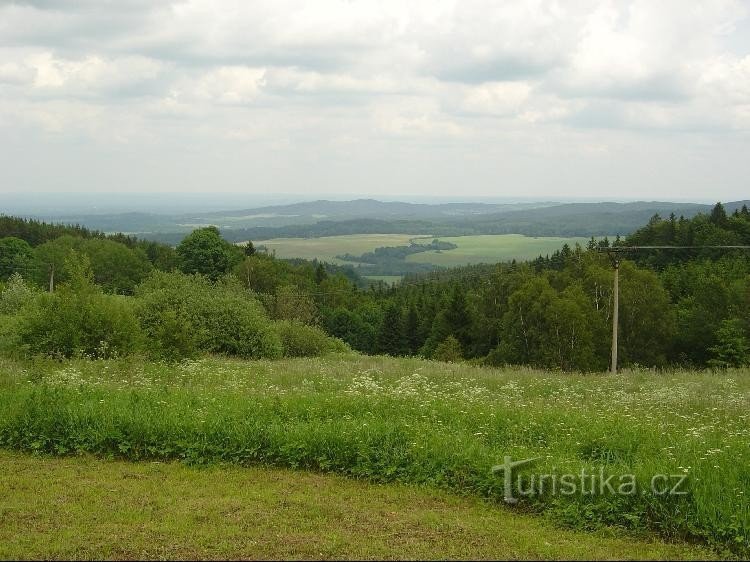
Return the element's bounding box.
[599,244,750,374]
[610,257,619,374]
[48,263,55,293]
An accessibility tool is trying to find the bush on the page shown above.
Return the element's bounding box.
[0,273,37,315]
[275,320,350,357]
[432,336,463,362]
[13,252,144,359]
[136,271,283,360]
[16,290,144,359]
[0,313,21,356]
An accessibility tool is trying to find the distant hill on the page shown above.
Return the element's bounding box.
[13,198,750,244]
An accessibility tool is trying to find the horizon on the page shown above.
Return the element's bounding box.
[1,192,738,217]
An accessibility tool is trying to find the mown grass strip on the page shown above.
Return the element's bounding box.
[0,450,718,560]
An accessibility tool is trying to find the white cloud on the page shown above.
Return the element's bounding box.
[0,0,748,199]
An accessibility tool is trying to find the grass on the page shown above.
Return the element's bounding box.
[405,234,594,266]
[0,355,748,556]
[0,450,717,560]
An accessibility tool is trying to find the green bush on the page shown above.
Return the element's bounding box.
[432,335,463,362]
[274,320,350,357]
[16,290,144,359]
[136,271,282,360]
[0,313,21,356]
[0,273,37,315]
[13,253,144,359]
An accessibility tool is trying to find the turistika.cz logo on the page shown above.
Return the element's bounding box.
[491,456,689,504]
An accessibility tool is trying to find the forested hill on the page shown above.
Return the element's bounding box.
[623,202,750,267]
[17,199,750,244]
[0,215,136,247]
[135,200,747,244]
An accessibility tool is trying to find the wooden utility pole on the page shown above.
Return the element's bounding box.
[598,244,750,374]
[610,258,619,374]
[48,264,55,293]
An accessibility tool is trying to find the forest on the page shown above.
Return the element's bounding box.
[1,202,749,371]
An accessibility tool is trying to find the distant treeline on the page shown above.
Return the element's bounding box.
[133,200,750,244]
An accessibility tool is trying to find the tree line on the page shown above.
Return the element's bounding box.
[1,204,748,369]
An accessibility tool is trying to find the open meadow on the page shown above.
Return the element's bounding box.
[255,234,422,265]
[253,233,595,271]
[405,234,595,267]
[0,354,747,558]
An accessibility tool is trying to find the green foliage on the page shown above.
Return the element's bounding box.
[176,227,240,281]
[708,318,749,368]
[34,236,153,294]
[271,285,318,325]
[135,271,282,360]
[0,273,37,315]
[375,303,407,356]
[323,306,379,354]
[0,237,34,281]
[15,255,144,359]
[432,335,463,362]
[274,320,349,357]
[421,285,473,358]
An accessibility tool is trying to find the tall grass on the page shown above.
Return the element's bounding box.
[0,355,747,556]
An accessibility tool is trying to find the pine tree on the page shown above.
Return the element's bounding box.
[404,304,420,354]
[314,262,327,284]
[709,202,728,227]
[375,303,407,356]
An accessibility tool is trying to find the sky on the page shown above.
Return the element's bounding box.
[0,0,749,204]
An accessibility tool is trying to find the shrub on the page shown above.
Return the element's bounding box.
[432,335,463,362]
[16,291,143,359]
[0,273,37,315]
[275,320,350,357]
[14,253,144,359]
[136,271,283,360]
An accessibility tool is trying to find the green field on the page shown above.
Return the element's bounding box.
[254,234,422,264]
[0,451,715,560]
[0,355,747,557]
[363,275,403,285]
[253,233,592,269]
[406,234,594,267]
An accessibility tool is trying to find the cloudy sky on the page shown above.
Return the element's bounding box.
[1,0,749,202]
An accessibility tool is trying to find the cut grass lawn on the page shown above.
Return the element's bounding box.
[405,234,594,267]
[0,450,717,560]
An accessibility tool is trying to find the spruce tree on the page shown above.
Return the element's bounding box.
[375,303,407,356]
